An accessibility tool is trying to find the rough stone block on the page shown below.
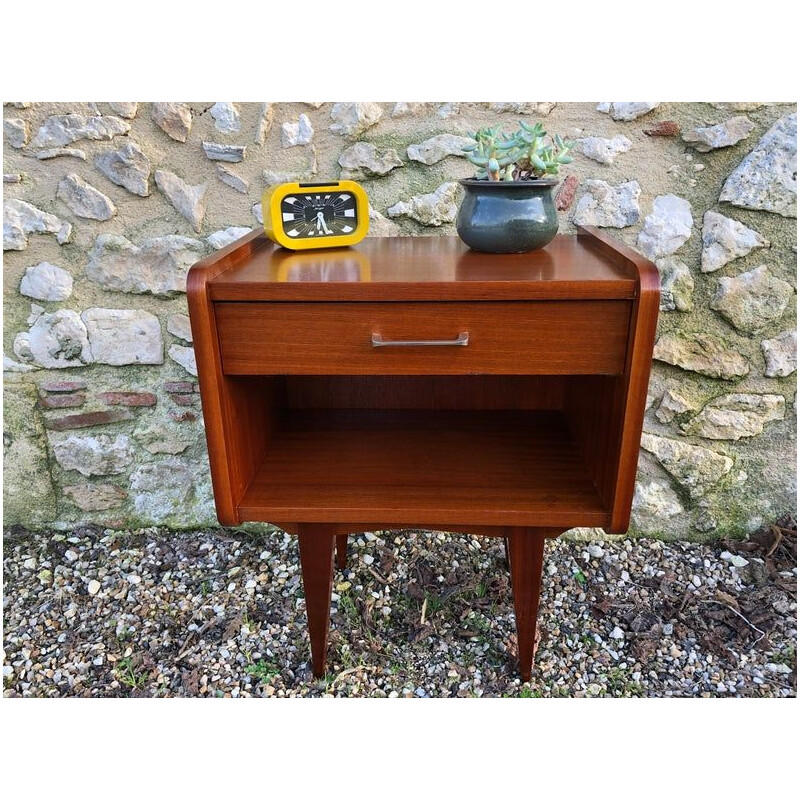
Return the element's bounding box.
[211,102,241,134]
[82,308,164,365]
[56,173,116,221]
[99,392,157,407]
[86,234,205,297]
[170,393,198,406]
[654,332,750,380]
[40,379,87,393]
[53,433,134,476]
[44,409,135,431]
[3,199,72,251]
[640,433,733,499]
[151,102,192,142]
[387,183,458,226]
[163,381,195,394]
[63,483,126,511]
[710,265,794,334]
[573,180,641,228]
[761,331,797,377]
[19,262,74,301]
[3,383,57,527]
[39,393,86,409]
[720,113,797,217]
[30,113,130,148]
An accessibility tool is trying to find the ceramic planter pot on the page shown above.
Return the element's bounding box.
[456,178,559,254]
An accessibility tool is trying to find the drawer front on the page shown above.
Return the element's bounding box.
[215,301,630,375]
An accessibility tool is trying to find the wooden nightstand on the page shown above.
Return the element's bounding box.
[187,227,659,681]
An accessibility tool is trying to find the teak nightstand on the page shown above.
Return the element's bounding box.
[187,228,659,681]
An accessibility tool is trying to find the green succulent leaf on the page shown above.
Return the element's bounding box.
[468,119,574,180]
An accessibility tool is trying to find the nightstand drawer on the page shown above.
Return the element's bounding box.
[216,301,630,376]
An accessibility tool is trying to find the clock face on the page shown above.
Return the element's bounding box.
[280,191,359,240]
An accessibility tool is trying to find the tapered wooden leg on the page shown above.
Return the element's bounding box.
[335,535,348,570]
[507,528,546,683]
[297,524,336,678]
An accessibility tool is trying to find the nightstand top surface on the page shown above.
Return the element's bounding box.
[199,229,643,301]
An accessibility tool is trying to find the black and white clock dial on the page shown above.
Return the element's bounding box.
[280,192,358,239]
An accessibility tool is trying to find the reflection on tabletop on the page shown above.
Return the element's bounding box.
[274,248,372,283]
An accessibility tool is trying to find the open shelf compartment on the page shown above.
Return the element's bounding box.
[233,375,613,529]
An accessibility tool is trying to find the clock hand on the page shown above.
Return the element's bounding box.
[316,211,332,235]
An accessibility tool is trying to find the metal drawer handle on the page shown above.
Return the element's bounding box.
[371,331,469,348]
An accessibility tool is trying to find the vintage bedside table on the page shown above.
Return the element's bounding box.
[186,227,659,681]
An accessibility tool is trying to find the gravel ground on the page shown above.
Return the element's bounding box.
[3,520,796,698]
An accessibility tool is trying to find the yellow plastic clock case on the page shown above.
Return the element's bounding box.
[261,180,370,250]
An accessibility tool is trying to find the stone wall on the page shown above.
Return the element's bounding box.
[3,101,796,539]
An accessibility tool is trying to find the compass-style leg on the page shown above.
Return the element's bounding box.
[297,524,336,678]
[335,534,348,570]
[507,528,547,683]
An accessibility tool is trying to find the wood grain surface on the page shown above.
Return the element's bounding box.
[216,300,630,376]
[186,227,660,680]
[207,234,637,302]
[238,410,608,528]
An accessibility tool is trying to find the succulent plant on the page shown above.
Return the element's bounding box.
[461,126,515,180]
[463,121,574,181]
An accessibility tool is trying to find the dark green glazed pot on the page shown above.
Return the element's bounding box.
[456,178,559,254]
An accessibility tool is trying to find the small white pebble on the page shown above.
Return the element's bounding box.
[663,623,674,635]
[610,627,624,640]
[362,554,374,565]
[64,550,78,562]
[87,580,101,596]
[587,545,604,558]
[692,575,702,587]
[693,163,705,171]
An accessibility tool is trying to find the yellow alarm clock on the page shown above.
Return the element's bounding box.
[261,180,370,250]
